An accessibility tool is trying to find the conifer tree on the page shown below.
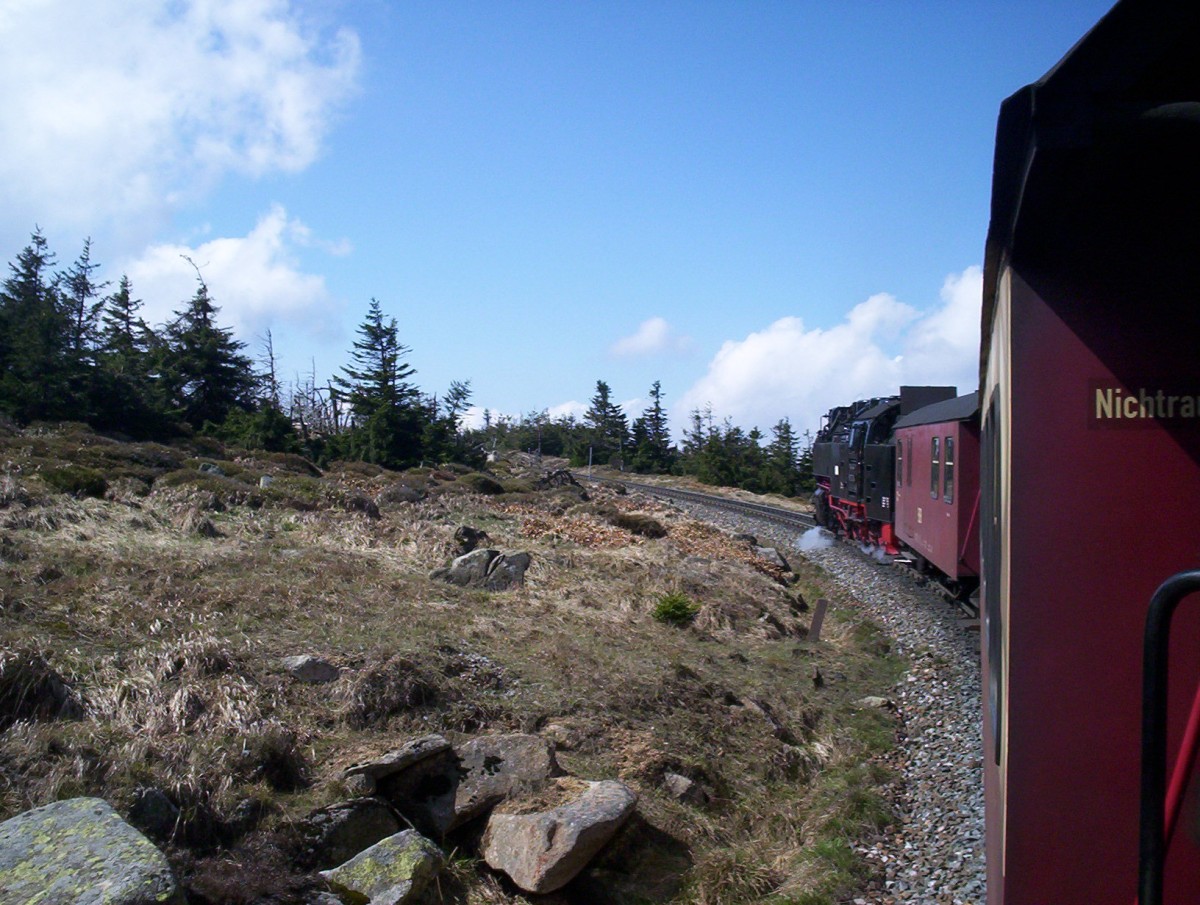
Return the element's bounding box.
[0,229,72,422]
[99,275,153,376]
[159,266,256,428]
[583,379,628,466]
[630,380,673,473]
[60,238,106,364]
[332,298,423,467]
[765,417,800,495]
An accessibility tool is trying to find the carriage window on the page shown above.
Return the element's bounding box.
[896,442,903,495]
[906,438,912,486]
[930,437,940,499]
[944,436,954,503]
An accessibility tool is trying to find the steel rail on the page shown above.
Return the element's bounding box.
[579,473,978,617]
[576,474,816,531]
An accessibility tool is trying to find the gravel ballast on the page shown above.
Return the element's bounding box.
[671,498,987,905]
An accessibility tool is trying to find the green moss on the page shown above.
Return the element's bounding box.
[41,466,107,499]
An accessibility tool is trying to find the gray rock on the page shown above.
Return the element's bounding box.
[754,545,790,570]
[485,552,532,590]
[430,549,533,590]
[0,797,184,904]
[431,548,497,586]
[304,893,343,905]
[540,722,581,751]
[259,475,274,488]
[663,772,707,805]
[197,462,225,477]
[855,695,896,711]
[376,733,557,837]
[344,773,376,797]
[453,734,559,826]
[345,734,452,784]
[320,829,443,905]
[300,798,403,871]
[282,654,341,684]
[377,747,461,837]
[376,483,425,508]
[481,779,638,894]
[127,787,179,841]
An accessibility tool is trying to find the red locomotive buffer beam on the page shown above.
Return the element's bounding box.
[815,482,901,554]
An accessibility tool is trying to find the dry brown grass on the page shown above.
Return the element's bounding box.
[0,433,902,904]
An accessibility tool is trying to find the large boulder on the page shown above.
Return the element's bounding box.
[0,797,184,904]
[319,829,443,905]
[298,798,403,871]
[480,778,638,894]
[453,734,559,825]
[377,733,558,837]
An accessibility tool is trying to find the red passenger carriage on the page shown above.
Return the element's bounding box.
[892,392,980,596]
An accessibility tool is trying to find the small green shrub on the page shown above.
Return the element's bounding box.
[652,591,700,626]
[42,465,108,499]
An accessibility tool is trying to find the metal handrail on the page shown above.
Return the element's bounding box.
[1138,569,1200,905]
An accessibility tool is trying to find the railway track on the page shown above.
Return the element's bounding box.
[577,473,816,531]
[580,473,979,618]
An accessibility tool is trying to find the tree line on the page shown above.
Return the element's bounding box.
[0,230,814,496]
[470,379,815,498]
[0,230,476,469]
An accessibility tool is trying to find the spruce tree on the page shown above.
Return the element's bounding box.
[90,274,166,436]
[99,276,154,376]
[332,298,423,467]
[630,380,673,473]
[583,379,628,466]
[0,230,72,422]
[60,238,106,364]
[159,269,256,428]
[765,417,800,496]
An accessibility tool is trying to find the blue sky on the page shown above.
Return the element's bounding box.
[0,0,1115,439]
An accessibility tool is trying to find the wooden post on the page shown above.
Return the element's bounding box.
[809,598,829,642]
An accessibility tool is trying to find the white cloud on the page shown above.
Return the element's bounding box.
[123,205,345,353]
[0,0,360,234]
[676,267,983,436]
[548,400,587,421]
[610,317,691,357]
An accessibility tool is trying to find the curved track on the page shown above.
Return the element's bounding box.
[578,474,816,531]
[581,473,979,616]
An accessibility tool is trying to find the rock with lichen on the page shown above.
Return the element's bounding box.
[319,829,443,905]
[0,797,184,904]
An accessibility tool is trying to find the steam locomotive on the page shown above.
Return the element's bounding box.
[811,385,980,600]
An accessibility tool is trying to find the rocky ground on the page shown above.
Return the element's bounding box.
[662,495,987,905]
[0,431,920,903]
